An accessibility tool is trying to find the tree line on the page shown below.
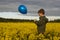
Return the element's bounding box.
[0,17,60,22]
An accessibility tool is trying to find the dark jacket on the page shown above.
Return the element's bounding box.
[35,16,48,34]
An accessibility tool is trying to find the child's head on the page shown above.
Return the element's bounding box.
[38,8,45,16]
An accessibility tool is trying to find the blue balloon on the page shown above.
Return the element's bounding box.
[18,5,27,14]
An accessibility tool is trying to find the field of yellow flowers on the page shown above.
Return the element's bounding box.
[0,22,60,40]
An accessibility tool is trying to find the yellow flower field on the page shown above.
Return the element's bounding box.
[0,22,60,40]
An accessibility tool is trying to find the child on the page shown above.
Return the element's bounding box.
[34,8,48,34]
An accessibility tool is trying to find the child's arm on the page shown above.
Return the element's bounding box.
[34,18,48,26]
[34,21,41,26]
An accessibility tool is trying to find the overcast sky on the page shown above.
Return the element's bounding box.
[0,0,60,16]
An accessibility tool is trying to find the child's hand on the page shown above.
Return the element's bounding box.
[34,19,37,22]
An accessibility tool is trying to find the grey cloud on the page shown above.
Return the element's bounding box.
[0,0,60,16]
[0,0,60,8]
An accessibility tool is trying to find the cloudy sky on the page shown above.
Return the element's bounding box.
[0,0,60,16]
